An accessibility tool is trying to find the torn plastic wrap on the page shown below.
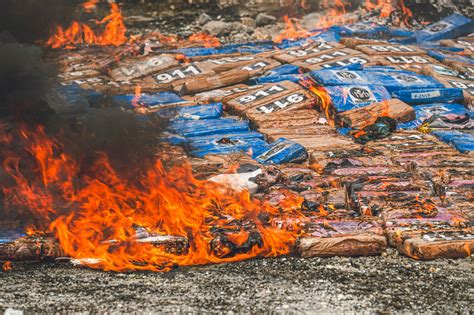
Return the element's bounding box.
[255,138,308,165]
[321,85,391,113]
[432,130,474,153]
[392,88,464,105]
[310,70,444,93]
[414,13,474,43]
[397,103,472,130]
[112,92,185,109]
[156,103,223,120]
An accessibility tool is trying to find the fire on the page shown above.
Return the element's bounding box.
[46,1,127,49]
[131,85,142,108]
[365,0,393,19]
[2,261,12,272]
[81,0,99,13]
[300,79,334,127]
[188,33,221,48]
[315,0,353,29]
[274,16,316,43]
[0,124,304,272]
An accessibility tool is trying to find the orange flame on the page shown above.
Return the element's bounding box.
[1,124,305,272]
[131,85,142,108]
[274,16,316,43]
[300,79,334,127]
[188,33,221,48]
[81,0,99,13]
[365,0,393,19]
[2,261,12,272]
[315,0,353,29]
[46,2,127,49]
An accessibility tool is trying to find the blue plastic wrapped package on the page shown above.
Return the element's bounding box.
[156,103,223,120]
[432,130,474,152]
[112,92,185,109]
[264,64,301,76]
[277,31,340,49]
[188,131,265,150]
[310,70,443,93]
[397,103,471,130]
[414,13,474,43]
[323,85,391,113]
[249,74,303,85]
[169,118,250,138]
[190,138,270,158]
[172,41,274,57]
[332,23,388,37]
[387,27,415,38]
[255,138,308,165]
[427,50,474,66]
[392,88,464,104]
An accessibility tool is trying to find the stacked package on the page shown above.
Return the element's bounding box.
[4,12,473,263]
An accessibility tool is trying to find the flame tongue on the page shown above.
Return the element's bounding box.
[1,124,303,271]
[46,1,127,49]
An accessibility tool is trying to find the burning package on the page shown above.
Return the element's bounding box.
[316,84,391,113]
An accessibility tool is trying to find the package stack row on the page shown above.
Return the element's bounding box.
[31,13,474,260]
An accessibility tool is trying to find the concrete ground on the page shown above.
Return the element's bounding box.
[0,249,472,313]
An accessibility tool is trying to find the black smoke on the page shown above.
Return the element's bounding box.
[0,0,166,174]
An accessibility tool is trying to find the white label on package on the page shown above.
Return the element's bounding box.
[331,70,366,83]
[411,90,441,99]
[347,86,376,104]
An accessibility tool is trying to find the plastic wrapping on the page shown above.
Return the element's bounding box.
[432,130,474,152]
[397,103,471,130]
[112,92,185,109]
[322,85,391,112]
[255,138,308,164]
[414,13,474,43]
[310,70,443,93]
[156,103,223,120]
[169,118,250,138]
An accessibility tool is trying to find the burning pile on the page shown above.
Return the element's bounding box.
[0,0,473,272]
